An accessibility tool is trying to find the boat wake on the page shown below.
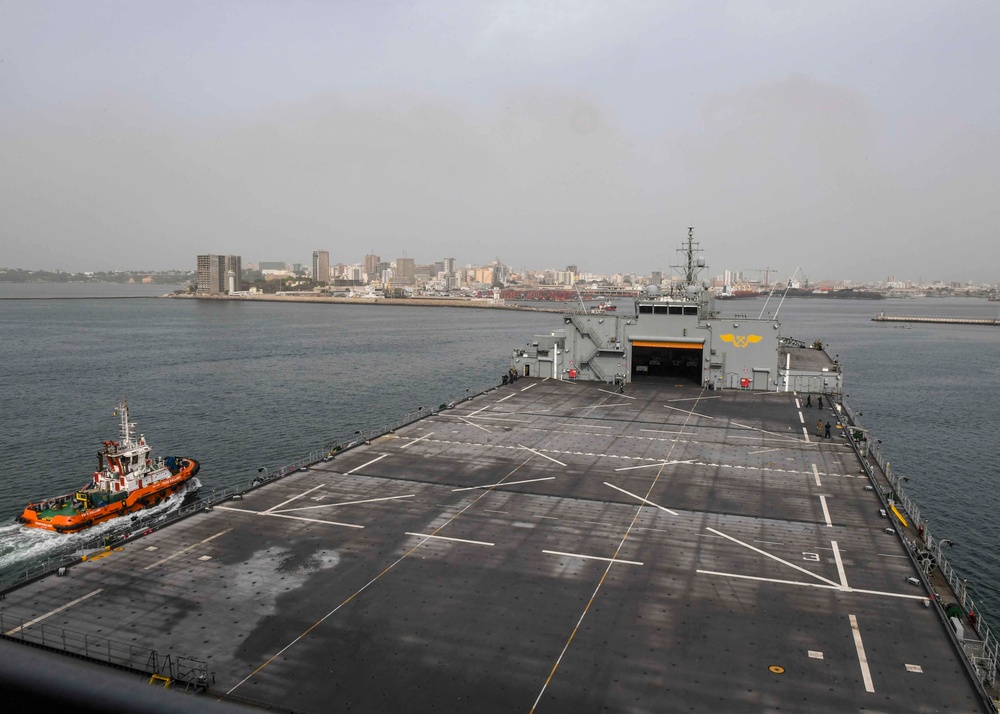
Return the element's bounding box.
[0,479,200,576]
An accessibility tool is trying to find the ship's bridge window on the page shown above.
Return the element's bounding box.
[683,306,698,315]
[639,305,653,314]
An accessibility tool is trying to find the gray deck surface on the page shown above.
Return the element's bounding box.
[0,379,986,712]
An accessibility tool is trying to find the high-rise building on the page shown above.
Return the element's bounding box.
[443,257,455,276]
[312,250,330,283]
[196,254,242,295]
[364,254,381,282]
[395,257,416,286]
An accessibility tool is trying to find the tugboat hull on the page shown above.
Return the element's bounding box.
[19,459,200,533]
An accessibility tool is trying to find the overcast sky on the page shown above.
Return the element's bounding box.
[2,1,998,282]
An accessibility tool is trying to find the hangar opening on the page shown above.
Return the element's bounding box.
[630,339,704,383]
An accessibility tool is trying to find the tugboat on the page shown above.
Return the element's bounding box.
[18,402,199,533]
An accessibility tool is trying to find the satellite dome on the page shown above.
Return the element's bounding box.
[696,255,706,268]
[645,285,661,297]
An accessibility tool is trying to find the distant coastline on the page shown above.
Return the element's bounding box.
[167,292,562,312]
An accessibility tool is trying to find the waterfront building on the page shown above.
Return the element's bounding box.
[196,254,242,295]
[395,258,416,286]
[364,254,380,281]
[258,261,287,271]
[312,250,330,284]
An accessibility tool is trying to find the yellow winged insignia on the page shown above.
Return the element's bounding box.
[719,334,763,348]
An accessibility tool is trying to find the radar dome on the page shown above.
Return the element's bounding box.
[645,285,661,297]
[696,255,706,268]
[684,285,699,299]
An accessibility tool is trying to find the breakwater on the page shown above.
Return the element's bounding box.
[873,313,1000,326]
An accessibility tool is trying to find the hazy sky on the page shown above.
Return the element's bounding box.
[2,1,998,282]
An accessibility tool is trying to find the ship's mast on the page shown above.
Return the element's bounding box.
[684,226,696,285]
[117,402,136,446]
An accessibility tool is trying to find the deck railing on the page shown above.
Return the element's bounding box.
[839,400,999,691]
[0,612,207,689]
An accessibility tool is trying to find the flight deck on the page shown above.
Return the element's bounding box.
[0,378,988,712]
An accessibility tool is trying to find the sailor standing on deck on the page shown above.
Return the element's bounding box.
[806,394,812,407]
[825,422,832,439]
[817,419,823,437]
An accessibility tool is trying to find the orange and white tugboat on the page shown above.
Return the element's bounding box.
[18,402,199,533]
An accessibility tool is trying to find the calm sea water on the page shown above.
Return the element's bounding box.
[1,286,998,623]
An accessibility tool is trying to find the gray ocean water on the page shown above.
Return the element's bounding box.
[1,285,998,626]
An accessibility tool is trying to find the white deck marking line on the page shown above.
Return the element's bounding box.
[553,423,613,429]
[274,494,415,514]
[666,396,722,402]
[534,515,559,520]
[597,388,636,399]
[400,432,434,449]
[663,405,714,419]
[266,513,365,528]
[531,391,706,714]
[696,571,929,601]
[697,570,836,590]
[819,495,833,527]
[346,453,389,474]
[802,427,811,443]
[748,447,780,455]
[706,527,841,587]
[497,393,515,403]
[470,416,533,423]
[639,428,688,435]
[850,614,876,693]
[467,405,490,417]
[795,398,802,409]
[832,541,849,589]
[144,529,232,570]
[451,476,556,492]
[483,509,509,514]
[582,403,634,408]
[265,483,326,513]
[604,482,679,515]
[613,459,696,472]
[520,382,538,391]
[812,463,822,487]
[878,553,908,558]
[518,445,567,466]
[4,589,104,635]
[753,540,785,546]
[457,415,491,432]
[798,412,805,424]
[405,532,494,546]
[543,550,643,566]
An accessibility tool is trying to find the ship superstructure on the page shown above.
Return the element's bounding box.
[513,227,842,394]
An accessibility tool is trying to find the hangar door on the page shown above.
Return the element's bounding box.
[630,339,704,383]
